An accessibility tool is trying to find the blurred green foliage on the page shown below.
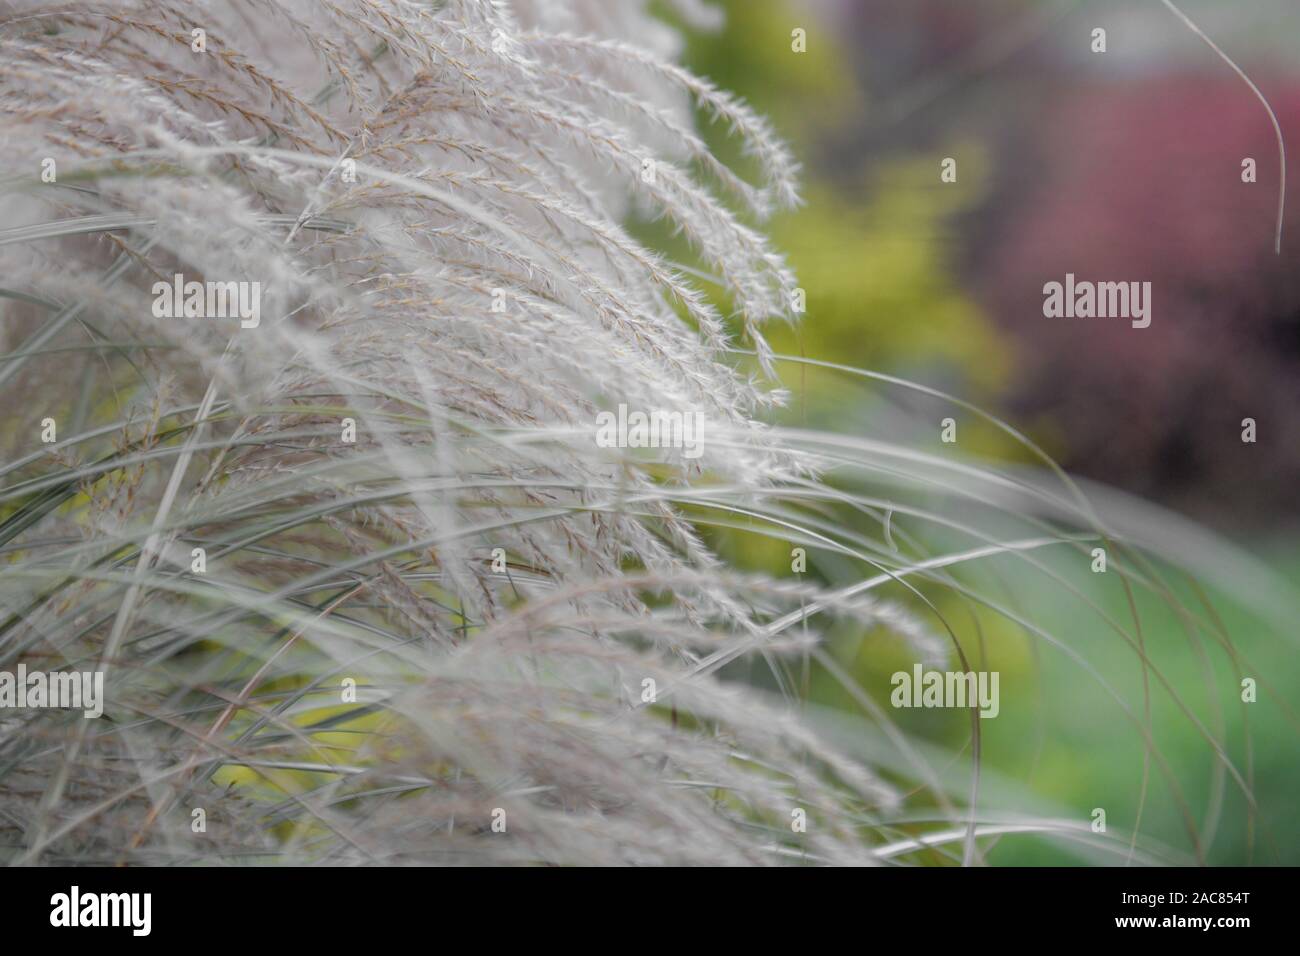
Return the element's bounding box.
[672,0,1007,388]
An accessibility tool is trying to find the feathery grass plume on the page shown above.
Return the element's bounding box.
[0,0,1294,866]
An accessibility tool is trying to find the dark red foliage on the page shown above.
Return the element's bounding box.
[974,76,1300,525]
